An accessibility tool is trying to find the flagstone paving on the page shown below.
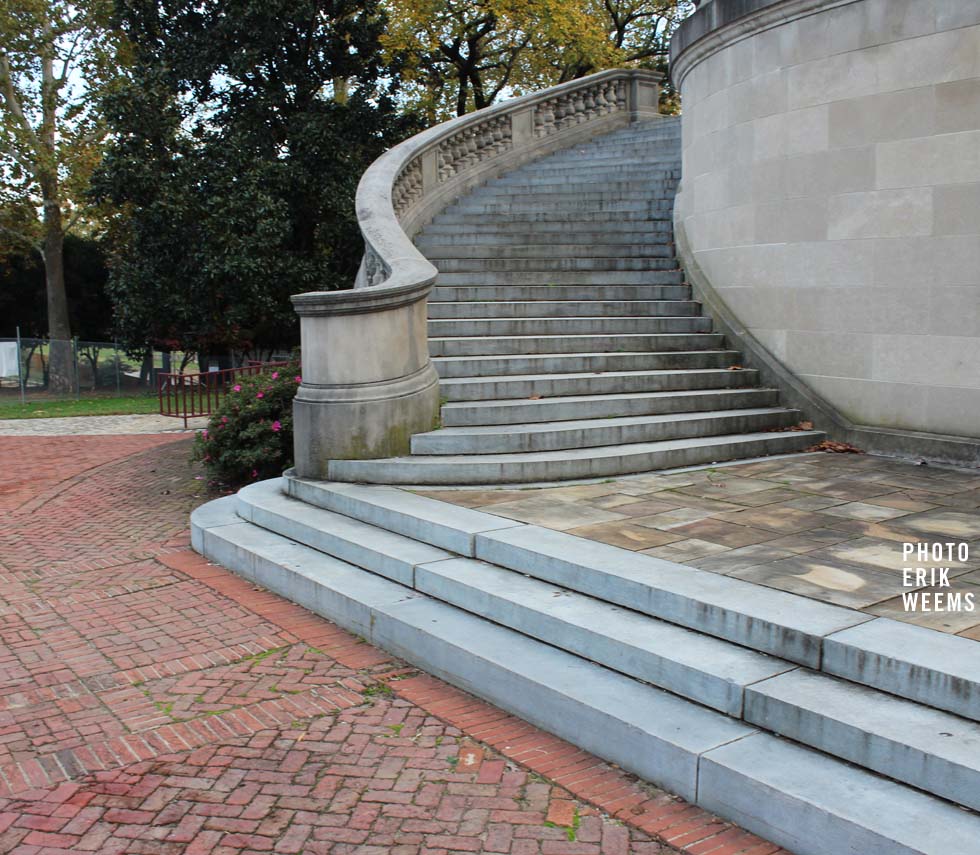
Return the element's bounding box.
[0,432,791,854]
[0,413,203,436]
[420,453,980,637]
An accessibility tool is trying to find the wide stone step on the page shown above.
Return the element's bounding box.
[431,268,683,286]
[427,300,699,320]
[477,180,679,195]
[448,200,674,215]
[278,480,980,718]
[451,192,673,208]
[438,367,754,402]
[324,430,823,485]
[822,617,980,723]
[431,210,672,224]
[281,479,862,662]
[541,148,679,164]
[432,257,678,274]
[490,173,681,188]
[428,331,722,357]
[198,492,980,840]
[412,408,801,454]
[700,733,980,855]
[418,227,673,245]
[429,285,690,302]
[431,349,737,378]
[420,243,675,259]
[745,668,980,812]
[233,480,792,717]
[194,502,753,807]
[440,387,782,425]
[427,315,707,337]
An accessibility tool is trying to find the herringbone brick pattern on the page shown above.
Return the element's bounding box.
[0,433,790,854]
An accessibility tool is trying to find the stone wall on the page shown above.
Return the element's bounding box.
[671,0,980,443]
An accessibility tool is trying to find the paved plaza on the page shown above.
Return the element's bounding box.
[0,430,790,855]
[422,453,980,638]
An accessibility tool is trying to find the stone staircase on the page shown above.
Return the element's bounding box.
[193,476,980,855]
[328,118,822,485]
[193,105,980,855]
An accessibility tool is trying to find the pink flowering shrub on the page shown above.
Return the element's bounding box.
[193,361,300,488]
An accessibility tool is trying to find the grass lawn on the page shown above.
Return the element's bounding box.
[0,394,162,420]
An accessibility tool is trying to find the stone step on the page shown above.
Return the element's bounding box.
[437,367,754,402]
[541,147,679,162]
[429,285,690,302]
[233,480,792,718]
[433,257,679,273]
[430,210,671,224]
[418,228,673,245]
[440,387,782,426]
[412,408,801,454]
[745,668,980,812]
[275,479,980,719]
[417,556,793,717]
[428,331,723,357]
[427,315,708,338]
[420,243,675,259]
[448,200,674,215]
[427,300,700,320]
[324,430,823,485]
[281,479,863,663]
[431,349,738,378]
[700,732,980,855]
[451,191,674,208]
[477,179,679,195]
[193,503,758,807]
[490,173,681,188]
[432,269,684,286]
[512,163,682,181]
[822,617,980,723]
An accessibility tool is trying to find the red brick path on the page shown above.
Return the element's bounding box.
[0,434,790,854]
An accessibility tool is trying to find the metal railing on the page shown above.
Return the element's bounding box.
[158,361,291,428]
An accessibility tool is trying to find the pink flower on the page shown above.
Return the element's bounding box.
[201,429,208,438]
[271,420,282,432]
[271,371,279,380]
[221,416,228,423]
[233,384,242,392]
[256,391,264,399]
[295,375,302,383]
[251,469,258,478]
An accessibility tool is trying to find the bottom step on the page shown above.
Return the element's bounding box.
[192,499,980,855]
[327,430,823,485]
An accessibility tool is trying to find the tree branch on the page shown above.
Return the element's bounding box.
[0,51,42,159]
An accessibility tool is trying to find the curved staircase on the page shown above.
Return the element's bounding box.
[194,74,980,855]
[330,118,821,485]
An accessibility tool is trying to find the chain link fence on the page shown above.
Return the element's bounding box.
[0,336,192,403]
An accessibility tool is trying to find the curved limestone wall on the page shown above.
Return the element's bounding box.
[671,0,980,448]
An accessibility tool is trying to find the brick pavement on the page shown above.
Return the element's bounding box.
[0,433,790,854]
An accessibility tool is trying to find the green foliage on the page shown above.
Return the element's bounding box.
[193,363,301,488]
[93,0,421,357]
[382,0,693,119]
[0,235,112,338]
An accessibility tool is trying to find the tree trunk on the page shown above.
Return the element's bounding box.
[42,195,73,393]
[39,15,73,393]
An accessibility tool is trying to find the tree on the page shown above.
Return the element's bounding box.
[94,0,419,367]
[382,0,692,119]
[0,0,125,390]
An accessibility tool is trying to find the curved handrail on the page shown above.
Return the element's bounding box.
[289,68,663,472]
[292,68,663,316]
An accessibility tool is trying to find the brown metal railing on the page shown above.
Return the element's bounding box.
[158,361,291,428]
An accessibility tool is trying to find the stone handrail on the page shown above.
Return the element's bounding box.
[291,68,664,478]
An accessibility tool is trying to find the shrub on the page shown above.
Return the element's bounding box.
[193,363,301,488]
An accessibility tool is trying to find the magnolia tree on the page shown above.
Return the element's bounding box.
[0,0,125,390]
